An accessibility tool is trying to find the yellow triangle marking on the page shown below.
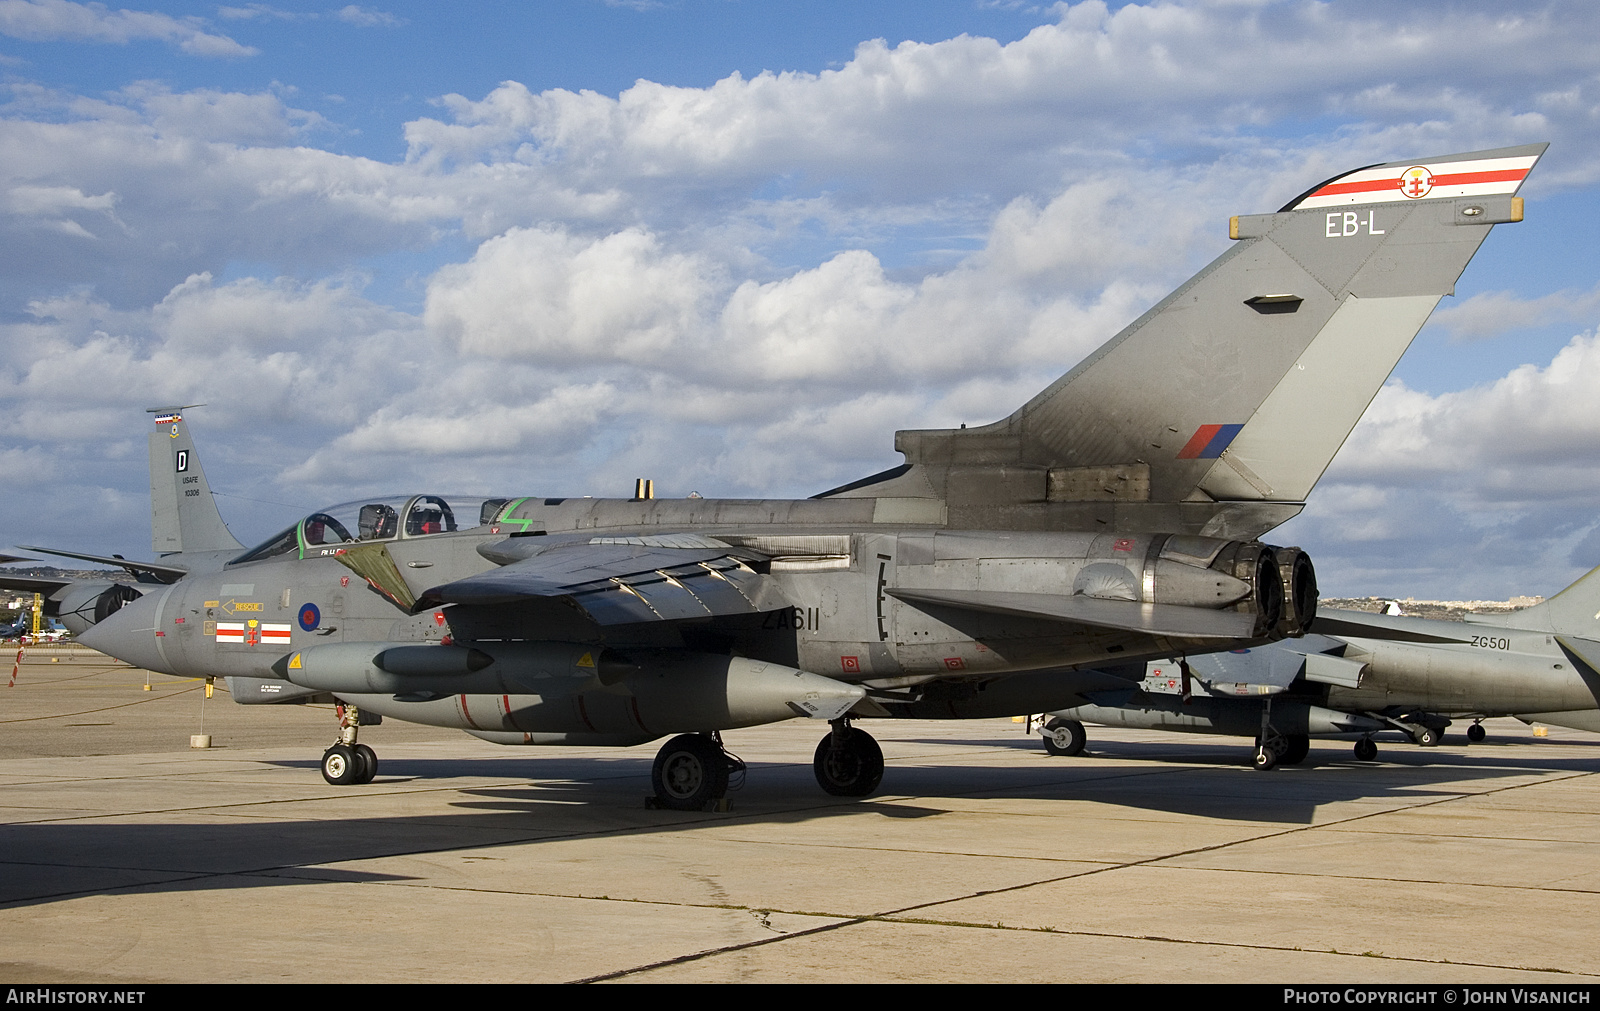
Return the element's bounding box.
[576,652,595,668]
[288,653,302,669]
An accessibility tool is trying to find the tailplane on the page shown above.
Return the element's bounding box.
[148,406,242,555]
[826,144,1548,539]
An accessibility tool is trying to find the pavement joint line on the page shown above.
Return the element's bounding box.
[575,766,1599,981]
[1296,828,1600,845]
[881,767,1600,917]
[1124,862,1600,895]
[569,905,1600,983]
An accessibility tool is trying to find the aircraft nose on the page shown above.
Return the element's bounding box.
[77,585,176,675]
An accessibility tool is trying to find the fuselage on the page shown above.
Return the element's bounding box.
[81,492,1295,740]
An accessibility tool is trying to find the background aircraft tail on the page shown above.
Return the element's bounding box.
[148,406,243,555]
[827,144,1547,539]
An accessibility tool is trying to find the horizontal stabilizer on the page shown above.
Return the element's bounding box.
[16,545,189,583]
[1515,710,1600,735]
[1312,609,1472,644]
[888,587,1258,639]
[1554,635,1600,678]
[0,573,76,595]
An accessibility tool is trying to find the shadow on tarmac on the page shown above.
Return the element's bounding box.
[3,735,1595,910]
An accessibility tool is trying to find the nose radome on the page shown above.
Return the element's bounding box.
[77,585,176,675]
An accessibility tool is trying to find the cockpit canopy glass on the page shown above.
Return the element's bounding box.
[229,494,511,565]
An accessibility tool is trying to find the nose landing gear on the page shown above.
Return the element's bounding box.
[321,704,378,785]
[1041,717,1087,756]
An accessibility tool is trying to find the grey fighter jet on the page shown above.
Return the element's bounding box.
[0,407,243,634]
[78,144,1546,808]
[1040,562,1600,769]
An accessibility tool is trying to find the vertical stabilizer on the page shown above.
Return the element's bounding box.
[847,144,1548,538]
[1502,564,1600,636]
[147,406,242,555]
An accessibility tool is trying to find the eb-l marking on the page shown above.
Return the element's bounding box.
[1326,210,1385,237]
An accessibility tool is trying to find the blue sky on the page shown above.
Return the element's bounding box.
[4,0,1600,599]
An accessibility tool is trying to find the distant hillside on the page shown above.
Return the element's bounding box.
[1322,596,1543,623]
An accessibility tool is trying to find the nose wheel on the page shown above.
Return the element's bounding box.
[1041,718,1086,756]
[814,722,884,797]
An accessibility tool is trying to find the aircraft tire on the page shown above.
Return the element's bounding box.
[1467,723,1486,743]
[321,745,362,786]
[1413,727,1441,747]
[1353,737,1378,762]
[1277,734,1310,765]
[652,734,729,811]
[353,744,378,784]
[1252,745,1277,771]
[1042,718,1086,757]
[814,728,884,797]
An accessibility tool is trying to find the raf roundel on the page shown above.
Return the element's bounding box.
[298,603,321,632]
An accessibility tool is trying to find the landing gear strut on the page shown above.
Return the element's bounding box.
[1254,700,1285,771]
[322,703,378,785]
[650,733,742,811]
[814,720,884,797]
[1041,718,1087,757]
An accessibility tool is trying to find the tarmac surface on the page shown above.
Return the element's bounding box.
[2,644,1598,984]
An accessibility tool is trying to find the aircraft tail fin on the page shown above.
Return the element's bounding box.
[1501,564,1600,636]
[147,406,243,555]
[833,144,1547,539]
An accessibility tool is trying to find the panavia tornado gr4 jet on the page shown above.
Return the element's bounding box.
[1,407,243,634]
[79,144,1546,809]
[1038,561,1600,770]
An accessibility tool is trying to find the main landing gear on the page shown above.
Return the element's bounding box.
[643,722,889,810]
[1467,721,1487,743]
[321,703,378,785]
[1252,732,1301,770]
[1252,705,1308,771]
[650,732,746,811]
[1353,736,1378,762]
[813,720,884,797]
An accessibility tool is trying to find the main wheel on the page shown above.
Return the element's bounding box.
[1413,726,1441,747]
[651,734,729,811]
[1467,723,1487,743]
[814,727,884,797]
[1042,718,1087,757]
[1277,734,1310,765]
[1253,745,1277,771]
[1353,737,1378,762]
[322,745,361,785]
[353,743,378,784]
